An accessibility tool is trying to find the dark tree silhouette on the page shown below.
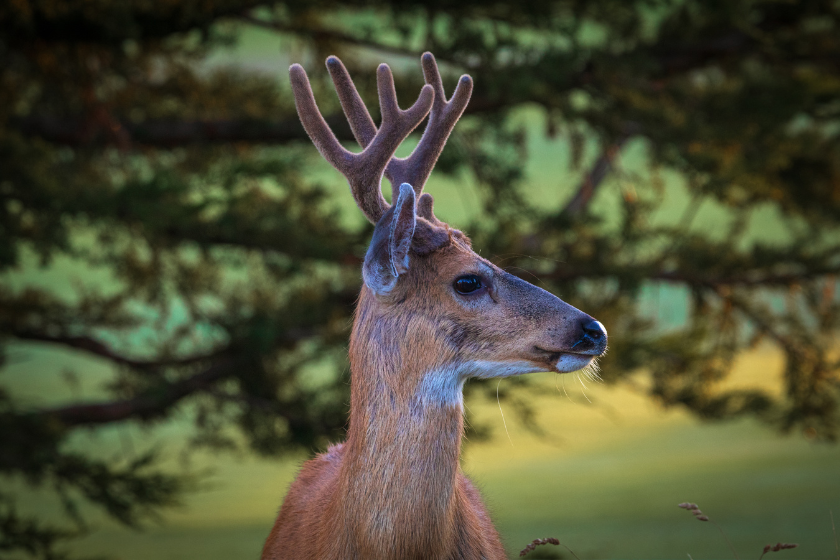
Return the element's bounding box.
[1,0,839,557]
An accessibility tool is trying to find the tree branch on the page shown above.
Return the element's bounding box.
[2,1,267,45]
[561,138,629,216]
[528,265,840,287]
[10,323,333,369]
[39,356,246,427]
[10,332,226,370]
[711,288,798,352]
[10,115,355,148]
[9,26,759,151]
[655,267,840,287]
[240,15,421,59]
[651,30,753,78]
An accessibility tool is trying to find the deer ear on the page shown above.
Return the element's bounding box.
[363,183,417,295]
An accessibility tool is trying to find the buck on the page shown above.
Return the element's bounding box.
[262,53,607,560]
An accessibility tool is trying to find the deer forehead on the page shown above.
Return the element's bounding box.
[420,241,492,284]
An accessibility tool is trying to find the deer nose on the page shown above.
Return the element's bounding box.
[572,319,607,355]
[583,320,606,341]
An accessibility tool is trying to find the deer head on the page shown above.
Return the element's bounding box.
[289,53,607,407]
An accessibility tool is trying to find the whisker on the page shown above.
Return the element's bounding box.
[577,371,588,390]
[576,372,592,403]
[503,265,546,288]
[559,373,573,402]
[497,379,514,447]
[581,359,602,382]
[491,254,521,267]
[492,253,568,265]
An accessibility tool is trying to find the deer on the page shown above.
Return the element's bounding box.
[261,52,608,560]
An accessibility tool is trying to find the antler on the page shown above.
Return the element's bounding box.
[292,53,472,225]
[327,52,473,187]
[289,60,434,224]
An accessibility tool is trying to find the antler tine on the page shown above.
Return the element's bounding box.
[289,63,355,174]
[326,56,377,148]
[416,192,444,226]
[326,53,473,221]
[289,61,433,224]
[386,52,473,197]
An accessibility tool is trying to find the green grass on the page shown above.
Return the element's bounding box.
[6,345,836,560]
[475,417,840,559]
[462,350,840,559]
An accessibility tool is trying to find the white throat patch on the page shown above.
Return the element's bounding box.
[418,360,545,408]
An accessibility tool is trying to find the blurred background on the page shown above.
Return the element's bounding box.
[2,1,840,559]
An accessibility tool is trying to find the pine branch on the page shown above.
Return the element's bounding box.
[1,0,268,44]
[7,28,758,151]
[651,30,754,77]
[10,115,355,148]
[11,332,227,370]
[9,325,328,369]
[39,356,246,427]
[240,14,421,58]
[0,495,78,560]
[561,138,629,216]
[534,265,840,287]
[716,290,799,352]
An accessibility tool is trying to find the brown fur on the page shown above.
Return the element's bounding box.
[263,237,602,560]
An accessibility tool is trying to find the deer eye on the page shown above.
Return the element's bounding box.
[453,275,483,295]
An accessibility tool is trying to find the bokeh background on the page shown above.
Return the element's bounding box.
[2,1,840,559]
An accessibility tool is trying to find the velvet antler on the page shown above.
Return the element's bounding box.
[289,61,433,224]
[291,53,472,226]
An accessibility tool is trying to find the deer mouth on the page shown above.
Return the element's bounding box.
[555,353,596,373]
[533,347,596,373]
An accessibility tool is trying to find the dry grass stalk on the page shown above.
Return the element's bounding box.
[678,502,710,522]
[758,542,798,560]
[679,502,803,560]
[519,537,580,560]
[678,502,739,560]
[520,537,559,557]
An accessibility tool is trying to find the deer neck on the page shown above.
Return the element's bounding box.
[341,290,464,554]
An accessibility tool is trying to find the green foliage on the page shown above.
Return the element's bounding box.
[1,0,839,557]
